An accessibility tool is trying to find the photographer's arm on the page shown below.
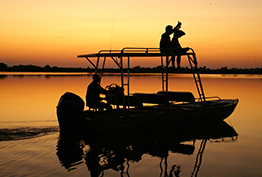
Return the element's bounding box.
[173,21,182,33]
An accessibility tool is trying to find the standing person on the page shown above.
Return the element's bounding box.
[170,30,186,69]
[159,21,182,54]
[86,74,112,112]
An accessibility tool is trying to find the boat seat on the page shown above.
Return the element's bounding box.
[125,96,143,108]
[133,93,169,106]
[157,91,195,103]
[106,95,143,109]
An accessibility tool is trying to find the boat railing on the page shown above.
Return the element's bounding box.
[121,47,160,54]
[97,49,122,54]
[120,47,195,56]
[207,96,222,100]
[195,96,221,102]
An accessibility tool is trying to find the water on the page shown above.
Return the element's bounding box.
[0,72,262,176]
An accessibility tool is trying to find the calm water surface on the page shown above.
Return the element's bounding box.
[0,73,262,176]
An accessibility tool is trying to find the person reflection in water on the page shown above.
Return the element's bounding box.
[159,21,182,54]
[170,30,186,69]
[86,74,112,112]
[85,150,103,177]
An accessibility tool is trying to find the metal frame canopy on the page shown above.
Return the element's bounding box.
[77,47,206,102]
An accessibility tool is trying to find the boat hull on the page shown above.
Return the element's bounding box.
[79,99,239,135]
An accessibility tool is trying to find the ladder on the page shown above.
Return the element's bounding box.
[187,52,206,102]
[160,51,206,102]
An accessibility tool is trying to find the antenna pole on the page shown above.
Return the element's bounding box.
[110,11,115,51]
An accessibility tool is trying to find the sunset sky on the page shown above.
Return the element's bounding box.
[1,0,261,69]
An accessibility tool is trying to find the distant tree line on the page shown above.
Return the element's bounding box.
[0,62,262,74]
[0,63,88,72]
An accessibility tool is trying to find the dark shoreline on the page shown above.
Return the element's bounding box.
[1,68,262,75]
[1,63,262,74]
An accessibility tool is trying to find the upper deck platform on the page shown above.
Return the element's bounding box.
[77,47,194,58]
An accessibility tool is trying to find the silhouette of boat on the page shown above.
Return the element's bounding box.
[56,121,238,176]
[56,47,238,137]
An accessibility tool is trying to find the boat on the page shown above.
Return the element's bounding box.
[56,47,239,137]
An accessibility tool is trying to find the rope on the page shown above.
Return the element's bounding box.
[42,112,56,126]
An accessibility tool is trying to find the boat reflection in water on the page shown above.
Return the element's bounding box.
[56,120,238,177]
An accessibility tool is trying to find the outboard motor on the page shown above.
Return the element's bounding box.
[56,92,85,138]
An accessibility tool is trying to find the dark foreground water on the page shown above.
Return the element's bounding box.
[0,73,262,176]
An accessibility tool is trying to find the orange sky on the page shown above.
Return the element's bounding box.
[1,0,262,69]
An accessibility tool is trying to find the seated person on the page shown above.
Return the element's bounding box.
[170,30,186,69]
[86,74,112,112]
